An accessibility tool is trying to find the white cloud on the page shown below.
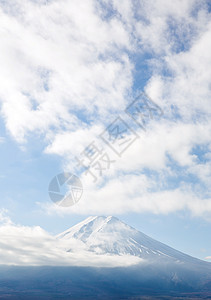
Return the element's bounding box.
[0,217,142,267]
[0,137,5,143]
[0,0,133,142]
[42,171,211,219]
[45,124,105,160]
[0,209,12,225]
[42,118,211,218]
[152,23,211,119]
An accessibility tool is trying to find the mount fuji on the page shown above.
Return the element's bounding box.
[0,216,210,299]
[57,216,206,266]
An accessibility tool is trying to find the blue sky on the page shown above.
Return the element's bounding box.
[0,0,211,264]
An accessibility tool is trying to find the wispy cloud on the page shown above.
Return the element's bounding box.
[0,213,142,267]
[0,0,132,142]
[0,209,12,225]
[0,137,5,143]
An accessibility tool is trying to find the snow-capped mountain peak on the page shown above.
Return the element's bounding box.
[57,216,203,264]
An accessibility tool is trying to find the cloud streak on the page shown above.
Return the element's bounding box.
[0,220,142,267]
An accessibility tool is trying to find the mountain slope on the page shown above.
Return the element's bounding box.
[0,216,210,299]
[57,216,206,265]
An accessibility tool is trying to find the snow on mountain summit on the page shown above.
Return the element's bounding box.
[57,216,203,264]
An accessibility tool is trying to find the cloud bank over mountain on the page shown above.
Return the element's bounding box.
[0,212,210,266]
